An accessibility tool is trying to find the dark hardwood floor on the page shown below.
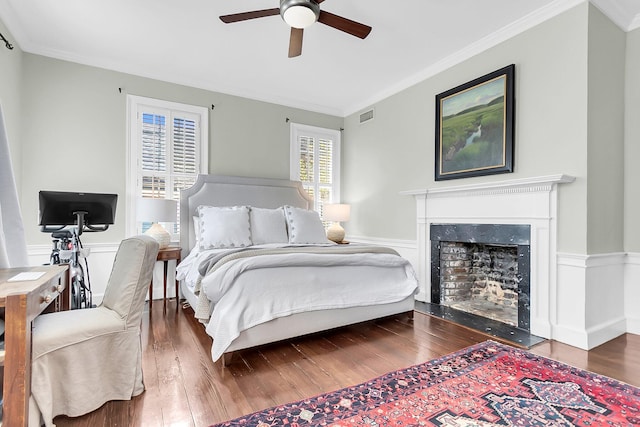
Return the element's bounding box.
[53,300,640,426]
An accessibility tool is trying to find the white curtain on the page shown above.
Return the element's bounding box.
[0,103,28,268]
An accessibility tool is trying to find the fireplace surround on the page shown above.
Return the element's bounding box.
[402,174,575,340]
[430,223,531,330]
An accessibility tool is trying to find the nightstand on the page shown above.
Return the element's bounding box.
[149,246,181,312]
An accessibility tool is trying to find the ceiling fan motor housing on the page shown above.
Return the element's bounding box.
[280,0,320,28]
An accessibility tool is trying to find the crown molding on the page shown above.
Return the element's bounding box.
[590,0,640,31]
[343,0,584,116]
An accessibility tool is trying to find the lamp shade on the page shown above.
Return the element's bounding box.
[323,203,351,222]
[136,198,177,248]
[136,198,177,223]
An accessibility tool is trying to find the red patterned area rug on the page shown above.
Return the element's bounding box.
[211,341,640,426]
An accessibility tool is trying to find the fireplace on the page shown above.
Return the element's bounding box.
[402,174,575,341]
[430,224,531,330]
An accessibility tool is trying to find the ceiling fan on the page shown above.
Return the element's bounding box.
[220,0,372,58]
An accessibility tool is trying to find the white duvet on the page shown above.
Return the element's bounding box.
[178,244,418,361]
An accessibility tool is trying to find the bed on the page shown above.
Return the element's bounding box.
[177,174,418,364]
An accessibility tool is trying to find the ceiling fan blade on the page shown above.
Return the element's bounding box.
[288,27,304,58]
[220,8,280,24]
[318,10,372,39]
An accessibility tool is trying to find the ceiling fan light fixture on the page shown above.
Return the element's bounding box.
[280,0,320,29]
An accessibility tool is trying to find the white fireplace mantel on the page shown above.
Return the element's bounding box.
[401,174,575,339]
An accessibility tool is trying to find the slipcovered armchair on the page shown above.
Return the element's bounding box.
[30,235,159,427]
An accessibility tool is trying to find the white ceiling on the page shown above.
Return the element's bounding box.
[1,0,638,117]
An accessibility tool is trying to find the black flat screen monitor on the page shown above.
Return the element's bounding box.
[38,191,118,230]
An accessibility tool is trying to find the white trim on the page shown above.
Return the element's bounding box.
[404,175,575,341]
[4,0,636,117]
[343,0,585,116]
[289,122,341,208]
[126,95,208,237]
[27,242,120,306]
[348,235,416,250]
[556,252,627,349]
[625,252,640,334]
[591,0,640,31]
[370,220,635,349]
[27,242,120,257]
[348,235,418,272]
[0,0,586,118]
[401,174,576,198]
[27,241,179,306]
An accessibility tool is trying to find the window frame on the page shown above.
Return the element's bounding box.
[289,122,341,213]
[126,95,208,238]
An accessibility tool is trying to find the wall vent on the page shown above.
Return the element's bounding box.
[359,108,374,124]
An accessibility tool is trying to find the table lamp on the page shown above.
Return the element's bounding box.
[323,203,350,243]
[136,198,177,249]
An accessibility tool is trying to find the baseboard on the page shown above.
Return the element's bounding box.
[550,324,590,350]
[551,313,626,350]
[625,252,640,334]
[556,251,631,349]
[627,317,640,335]
[586,316,627,348]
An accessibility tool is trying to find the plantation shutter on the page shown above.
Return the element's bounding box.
[141,113,168,199]
[291,123,340,219]
[138,109,200,234]
[316,137,334,217]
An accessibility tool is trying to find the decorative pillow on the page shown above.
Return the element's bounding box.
[283,205,330,244]
[249,207,288,245]
[193,216,200,246]
[197,205,252,249]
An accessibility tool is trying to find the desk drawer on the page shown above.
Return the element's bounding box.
[40,281,65,312]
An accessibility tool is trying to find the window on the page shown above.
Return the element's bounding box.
[289,123,341,218]
[127,95,208,238]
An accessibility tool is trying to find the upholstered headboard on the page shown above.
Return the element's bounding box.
[179,174,313,255]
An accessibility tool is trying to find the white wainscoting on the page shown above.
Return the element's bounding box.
[398,174,640,350]
[27,242,177,305]
[556,252,628,349]
[348,235,418,272]
[351,235,639,350]
[27,239,639,350]
[625,252,640,335]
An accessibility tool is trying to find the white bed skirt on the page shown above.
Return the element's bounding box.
[180,281,414,357]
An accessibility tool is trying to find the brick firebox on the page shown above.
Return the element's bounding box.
[430,223,531,331]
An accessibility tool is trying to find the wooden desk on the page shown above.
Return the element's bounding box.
[148,247,181,312]
[0,265,69,427]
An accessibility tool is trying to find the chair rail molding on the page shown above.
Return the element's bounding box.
[28,241,176,305]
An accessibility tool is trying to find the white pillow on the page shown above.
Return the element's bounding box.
[283,205,330,244]
[249,207,288,245]
[193,216,200,246]
[197,205,252,250]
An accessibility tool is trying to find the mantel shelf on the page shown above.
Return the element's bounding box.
[400,174,575,197]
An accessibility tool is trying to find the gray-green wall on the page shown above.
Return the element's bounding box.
[342,3,634,256]
[586,5,626,254]
[6,51,342,245]
[625,27,640,253]
[1,4,637,255]
[343,4,591,253]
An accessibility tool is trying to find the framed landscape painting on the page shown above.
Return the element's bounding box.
[435,64,515,181]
